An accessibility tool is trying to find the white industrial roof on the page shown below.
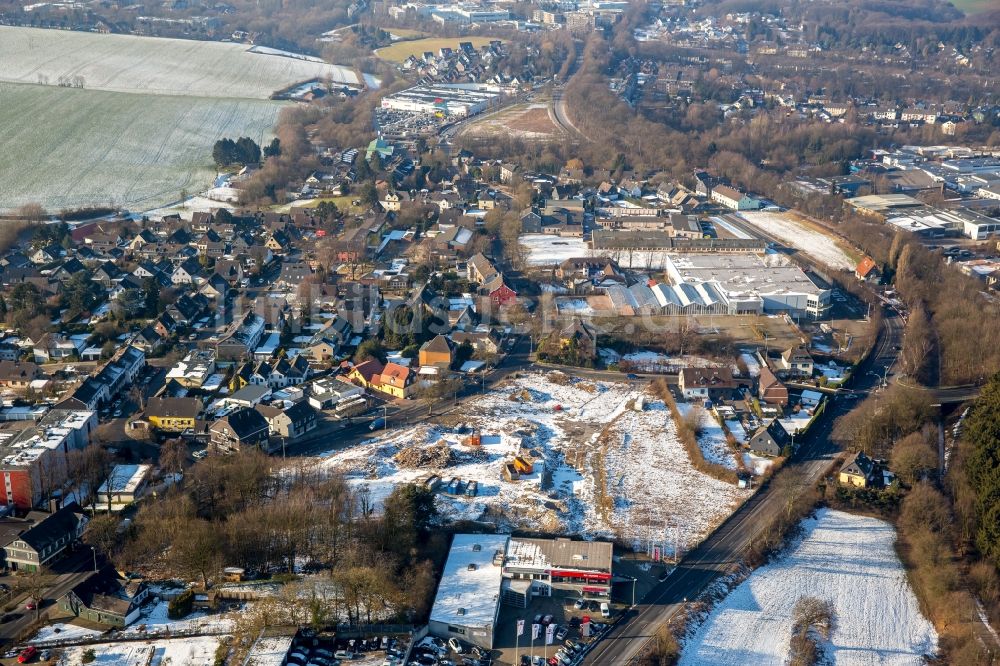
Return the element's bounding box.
[430,534,507,629]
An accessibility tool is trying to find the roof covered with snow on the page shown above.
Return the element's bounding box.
[430,534,507,629]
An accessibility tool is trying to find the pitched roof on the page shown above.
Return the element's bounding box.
[16,502,85,553]
[856,256,879,277]
[214,407,269,439]
[420,334,454,355]
[145,397,201,420]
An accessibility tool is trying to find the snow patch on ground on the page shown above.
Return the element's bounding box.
[519,234,590,266]
[737,211,855,271]
[681,508,937,666]
[58,636,222,666]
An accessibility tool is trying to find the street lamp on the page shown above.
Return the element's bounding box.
[90,545,97,572]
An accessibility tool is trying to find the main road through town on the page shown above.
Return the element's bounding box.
[583,308,904,666]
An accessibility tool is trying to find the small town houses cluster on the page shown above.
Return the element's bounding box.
[0,143,909,654]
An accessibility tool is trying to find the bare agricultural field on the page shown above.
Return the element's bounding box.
[375,36,500,63]
[0,82,281,212]
[0,25,359,98]
[462,102,565,140]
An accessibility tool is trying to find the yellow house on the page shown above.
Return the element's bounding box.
[838,451,877,488]
[146,397,201,433]
[375,362,414,399]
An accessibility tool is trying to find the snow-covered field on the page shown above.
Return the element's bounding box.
[0,82,280,212]
[0,26,358,98]
[519,234,590,266]
[681,509,937,666]
[602,349,723,374]
[315,372,749,551]
[737,211,855,271]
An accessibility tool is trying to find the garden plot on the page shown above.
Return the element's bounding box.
[0,26,358,98]
[737,211,856,271]
[681,509,936,666]
[316,372,749,550]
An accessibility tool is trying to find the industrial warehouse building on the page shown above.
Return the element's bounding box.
[380,83,503,117]
[428,534,614,650]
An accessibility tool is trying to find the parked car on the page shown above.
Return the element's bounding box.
[533,613,543,624]
[24,599,35,610]
[555,626,568,641]
[448,638,465,654]
[470,647,486,660]
[541,614,554,625]
[17,646,37,663]
[334,651,356,660]
[600,602,611,618]
[573,598,585,610]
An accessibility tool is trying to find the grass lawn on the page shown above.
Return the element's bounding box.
[375,36,500,63]
[382,27,427,39]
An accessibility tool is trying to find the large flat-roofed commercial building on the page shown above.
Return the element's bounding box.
[662,253,831,318]
[429,534,616,648]
[428,534,507,650]
[380,84,502,118]
[846,193,923,217]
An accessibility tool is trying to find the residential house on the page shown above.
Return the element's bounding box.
[483,274,517,308]
[556,319,597,360]
[678,367,738,401]
[145,397,201,433]
[0,361,44,389]
[758,365,789,405]
[209,408,271,453]
[749,420,791,457]
[3,502,88,572]
[216,312,265,360]
[839,451,880,487]
[257,401,318,440]
[467,253,498,284]
[710,185,761,211]
[419,335,455,368]
[779,347,814,379]
[450,330,500,356]
[348,359,385,390]
[855,257,881,282]
[59,566,149,627]
[171,257,204,286]
[375,362,415,399]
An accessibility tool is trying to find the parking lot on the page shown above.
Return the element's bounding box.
[491,592,614,666]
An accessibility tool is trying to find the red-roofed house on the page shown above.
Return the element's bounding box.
[348,359,384,390]
[855,257,881,282]
[375,362,415,399]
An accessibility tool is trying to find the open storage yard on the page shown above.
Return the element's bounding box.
[681,509,937,665]
[0,26,358,97]
[316,371,750,552]
[0,82,281,213]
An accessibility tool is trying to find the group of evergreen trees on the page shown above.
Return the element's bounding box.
[212,137,280,167]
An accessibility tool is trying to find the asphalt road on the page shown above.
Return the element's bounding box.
[582,308,904,666]
[0,548,101,647]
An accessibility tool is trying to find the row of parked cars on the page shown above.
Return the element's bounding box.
[412,636,487,666]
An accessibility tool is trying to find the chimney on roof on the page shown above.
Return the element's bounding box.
[49,497,61,514]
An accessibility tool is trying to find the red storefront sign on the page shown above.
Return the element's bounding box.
[550,569,612,582]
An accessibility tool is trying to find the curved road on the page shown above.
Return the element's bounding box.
[583,308,904,666]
